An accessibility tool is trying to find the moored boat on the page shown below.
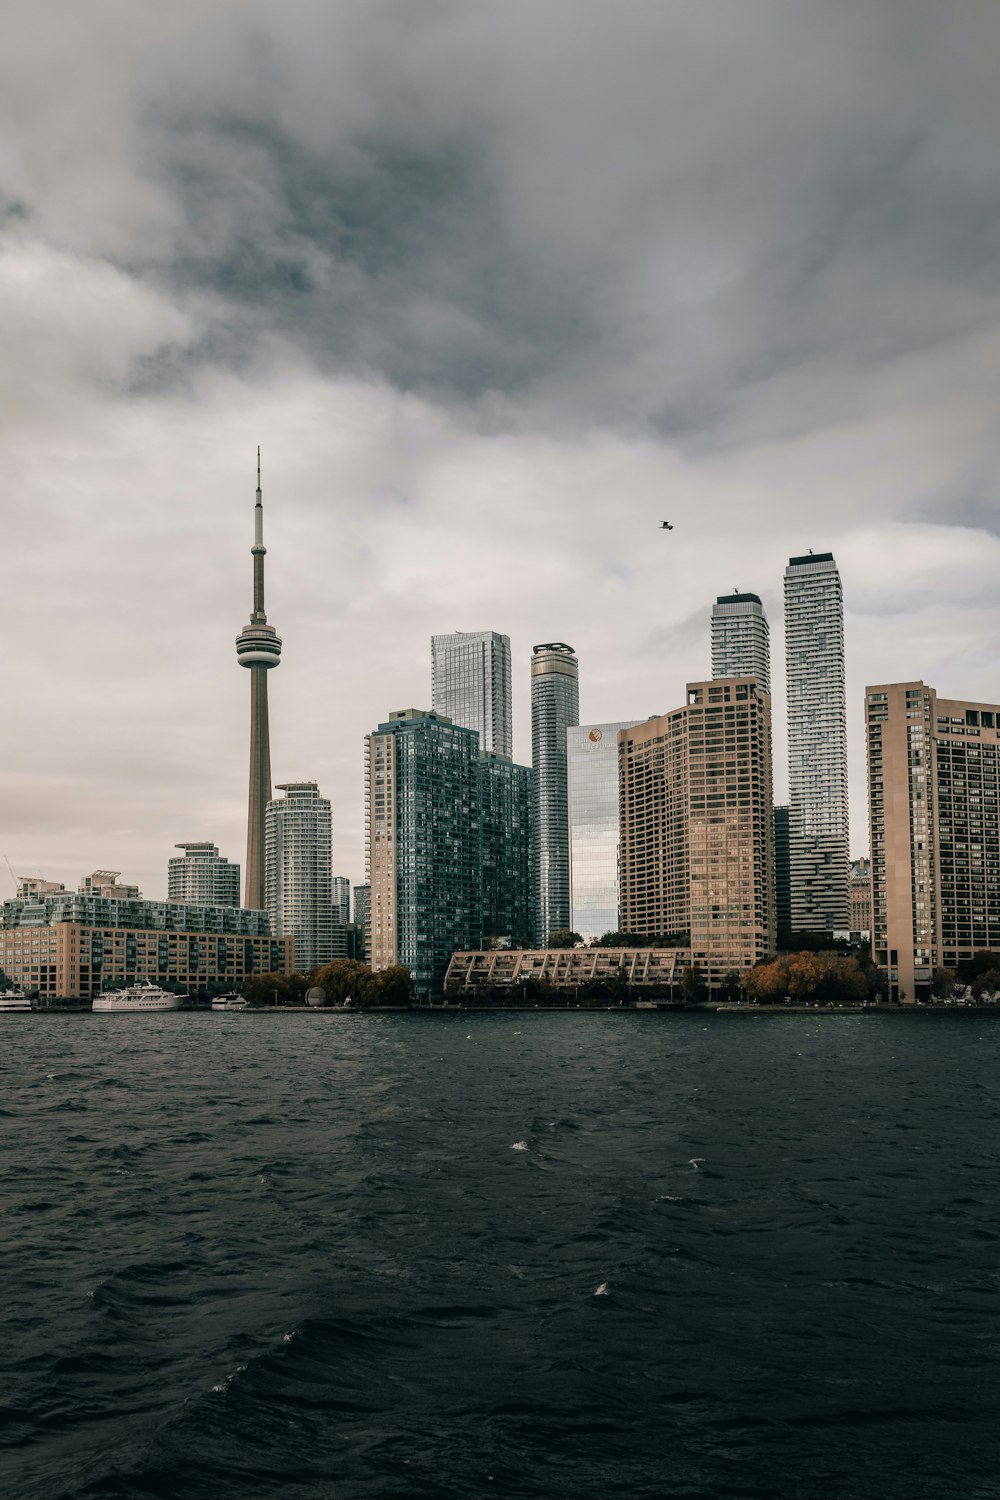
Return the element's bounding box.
[92,981,186,1013]
[0,989,31,1013]
[211,993,248,1011]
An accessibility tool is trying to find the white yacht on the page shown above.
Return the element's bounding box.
[211,993,248,1011]
[0,989,31,1013]
[92,981,186,1013]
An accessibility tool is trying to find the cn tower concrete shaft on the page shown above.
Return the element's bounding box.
[236,453,282,911]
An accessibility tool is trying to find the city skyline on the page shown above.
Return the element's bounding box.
[4,6,1000,899]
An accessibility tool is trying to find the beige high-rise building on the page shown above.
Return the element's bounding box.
[867,681,1000,1002]
[618,678,775,985]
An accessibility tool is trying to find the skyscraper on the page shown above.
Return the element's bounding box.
[168,842,240,908]
[772,805,792,941]
[619,679,775,983]
[711,592,770,692]
[784,552,849,933]
[431,631,513,759]
[479,752,533,946]
[867,681,1000,1001]
[366,709,481,996]
[567,721,640,940]
[236,453,282,910]
[531,642,579,942]
[265,782,333,971]
[353,883,370,960]
[332,876,351,925]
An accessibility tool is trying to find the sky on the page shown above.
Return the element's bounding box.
[3,0,1000,901]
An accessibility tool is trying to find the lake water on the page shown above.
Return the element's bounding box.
[2,1010,999,1499]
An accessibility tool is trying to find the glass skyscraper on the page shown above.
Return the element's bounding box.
[711,592,770,692]
[531,642,580,942]
[568,721,640,940]
[265,782,334,971]
[479,752,534,946]
[431,631,512,759]
[784,552,849,933]
[366,709,481,996]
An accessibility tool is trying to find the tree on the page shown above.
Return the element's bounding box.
[371,965,416,1007]
[243,971,310,1006]
[717,970,744,1004]
[547,929,583,950]
[311,959,378,1006]
[931,967,956,999]
[679,966,708,1004]
[743,960,786,1002]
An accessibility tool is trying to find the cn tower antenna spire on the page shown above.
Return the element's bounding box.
[236,448,282,912]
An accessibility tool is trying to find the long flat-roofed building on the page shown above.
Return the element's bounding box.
[0,880,290,1000]
[619,678,775,985]
[867,681,1000,1002]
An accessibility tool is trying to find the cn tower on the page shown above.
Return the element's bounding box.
[236,451,282,910]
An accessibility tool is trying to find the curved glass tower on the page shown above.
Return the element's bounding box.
[236,453,282,911]
[531,642,579,943]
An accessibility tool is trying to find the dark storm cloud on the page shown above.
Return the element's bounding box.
[105,0,1000,440]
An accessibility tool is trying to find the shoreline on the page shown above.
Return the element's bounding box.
[16,1001,999,1017]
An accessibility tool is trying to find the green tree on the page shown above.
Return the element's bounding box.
[717,970,744,1003]
[679,966,708,1004]
[547,929,583,950]
[931,967,956,999]
[371,964,416,1007]
[312,959,378,1006]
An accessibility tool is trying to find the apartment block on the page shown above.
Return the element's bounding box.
[619,678,775,984]
[867,681,1000,1001]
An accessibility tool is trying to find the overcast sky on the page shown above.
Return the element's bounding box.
[3,0,1000,900]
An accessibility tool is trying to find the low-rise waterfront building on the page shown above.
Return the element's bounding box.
[445,947,691,995]
[0,881,290,1000]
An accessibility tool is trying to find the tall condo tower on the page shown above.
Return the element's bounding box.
[711,592,770,693]
[431,631,513,759]
[531,642,580,942]
[784,552,849,933]
[265,782,334,971]
[236,452,282,910]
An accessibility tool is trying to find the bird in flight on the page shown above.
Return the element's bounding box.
[660,521,673,530]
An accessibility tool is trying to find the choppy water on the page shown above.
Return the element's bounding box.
[2,1011,1000,1500]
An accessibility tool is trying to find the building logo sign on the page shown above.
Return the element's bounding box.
[588,729,603,743]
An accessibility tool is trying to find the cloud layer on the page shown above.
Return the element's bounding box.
[3,1,1000,897]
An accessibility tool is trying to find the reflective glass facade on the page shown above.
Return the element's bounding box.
[479,753,534,946]
[568,721,640,939]
[431,631,512,759]
[367,711,482,996]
